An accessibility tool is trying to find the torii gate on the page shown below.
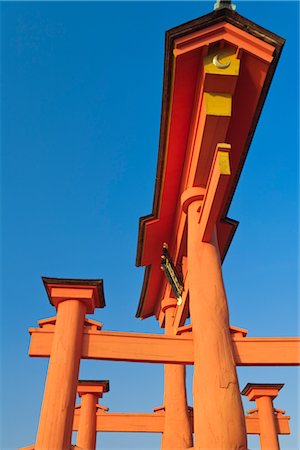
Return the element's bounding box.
[135,5,292,450]
[20,5,299,450]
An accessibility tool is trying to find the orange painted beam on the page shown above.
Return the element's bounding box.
[245,415,290,435]
[19,445,80,450]
[18,413,290,450]
[29,328,193,364]
[173,22,274,61]
[198,145,231,242]
[71,410,290,435]
[73,411,165,433]
[231,337,300,366]
[28,326,300,366]
[171,283,189,333]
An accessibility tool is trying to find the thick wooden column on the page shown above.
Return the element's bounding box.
[35,299,86,450]
[76,380,109,450]
[186,198,247,449]
[77,394,97,449]
[256,397,280,450]
[242,383,283,450]
[35,278,104,450]
[161,298,193,449]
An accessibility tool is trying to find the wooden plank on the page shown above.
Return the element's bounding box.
[172,286,190,333]
[245,415,290,435]
[29,327,300,366]
[232,337,300,366]
[29,328,193,364]
[198,145,231,243]
[73,411,165,433]
[72,411,290,435]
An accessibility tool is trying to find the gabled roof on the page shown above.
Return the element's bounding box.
[136,8,284,319]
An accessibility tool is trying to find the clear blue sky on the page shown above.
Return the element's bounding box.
[1,2,299,449]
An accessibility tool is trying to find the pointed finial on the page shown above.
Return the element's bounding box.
[214,0,236,11]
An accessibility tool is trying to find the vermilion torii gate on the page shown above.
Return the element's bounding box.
[20,4,299,450]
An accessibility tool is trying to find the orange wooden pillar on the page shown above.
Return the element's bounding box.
[161,297,193,449]
[242,383,284,450]
[76,380,109,450]
[183,190,247,449]
[35,278,105,450]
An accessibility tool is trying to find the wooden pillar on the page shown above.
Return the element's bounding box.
[35,278,104,450]
[185,194,247,449]
[161,298,193,449]
[76,380,109,450]
[242,383,284,450]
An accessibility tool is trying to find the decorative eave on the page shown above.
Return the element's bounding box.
[42,277,106,312]
[136,8,284,319]
[77,380,110,396]
[241,383,284,397]
[241,383,284,401]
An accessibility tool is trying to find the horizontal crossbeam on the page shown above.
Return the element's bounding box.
[73,411,164,433]
[29,326,300,366]
[72,410,290,435]
[17,412,291,450]
[246,414,290,435]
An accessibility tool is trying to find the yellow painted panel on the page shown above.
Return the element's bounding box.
[204,92,232,116]
[218,151,231,175]
[204,48,240,76]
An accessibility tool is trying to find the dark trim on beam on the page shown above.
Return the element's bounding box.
[42,276,106,308]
